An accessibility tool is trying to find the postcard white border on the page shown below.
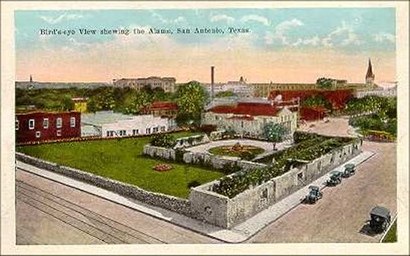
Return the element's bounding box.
[1,1,408,255]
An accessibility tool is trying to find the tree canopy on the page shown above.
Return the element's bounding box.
[175,81,208,126]
[263,122,289,142]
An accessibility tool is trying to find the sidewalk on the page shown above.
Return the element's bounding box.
[16,150,375,243]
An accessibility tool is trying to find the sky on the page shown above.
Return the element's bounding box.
[15,8,396,84]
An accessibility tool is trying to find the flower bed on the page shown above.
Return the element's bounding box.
[153,163,173,172]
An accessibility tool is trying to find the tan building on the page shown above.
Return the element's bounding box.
[113,76,176,93]
[202,101,298,138]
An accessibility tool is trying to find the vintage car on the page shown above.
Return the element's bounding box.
[369,206,391,233]
[327,171,343,186]
[342,163,356,178]
[304,185,323,204]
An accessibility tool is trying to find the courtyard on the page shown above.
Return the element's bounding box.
[16,132,224,199]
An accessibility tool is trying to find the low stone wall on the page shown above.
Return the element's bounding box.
[143,145,268,172]
[16,152,200,219]
[190,139,363,228]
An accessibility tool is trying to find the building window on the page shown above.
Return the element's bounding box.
[28,119,35,130]
[106,131,115,137]
[133,129,139,136]
[35,131,41,138]
[153,127,159,133]
[241,121,244,128]
[119,130,126,136]
[56,117,62,128]
[43,118,49,129]
[15,120,19,130]
[161,126,166,132]
[146,128,151,134]
[57,130,62,136]
[70,117,76,128]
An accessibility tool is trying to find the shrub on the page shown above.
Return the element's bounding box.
[150,133,176,148]
[175,148,186,163]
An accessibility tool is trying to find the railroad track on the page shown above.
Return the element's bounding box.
[16,180,167,244]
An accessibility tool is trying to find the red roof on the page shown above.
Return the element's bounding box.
[150,101,178,110]
[209,103,279,116]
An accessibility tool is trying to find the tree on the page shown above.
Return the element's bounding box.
[215,91,236,98]
[122,90,152,115]
[87,87,116,112]
[263,122,289,143]
[175,81,207,126]
[316,77,334,89]
[302,95,332,110]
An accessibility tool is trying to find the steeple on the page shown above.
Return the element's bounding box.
[366,58,375,84]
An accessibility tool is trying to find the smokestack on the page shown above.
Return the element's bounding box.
[211,66,215,99]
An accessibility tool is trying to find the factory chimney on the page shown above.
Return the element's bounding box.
[211,66,215,99]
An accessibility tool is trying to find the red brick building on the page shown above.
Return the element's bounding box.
[143,101,178,118]
[16,111,81,144]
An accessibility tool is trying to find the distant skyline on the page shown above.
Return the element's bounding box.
[15,8,396,83]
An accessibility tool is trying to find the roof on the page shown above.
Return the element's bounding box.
[208,102,280,116]
[150,101,178,110]
[370,206,390,218]
[16,110,80,116]
[81,111,135,126]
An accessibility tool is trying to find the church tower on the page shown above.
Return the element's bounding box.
[365,59,375,84]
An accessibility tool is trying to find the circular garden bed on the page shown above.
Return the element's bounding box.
[208,142,265,160]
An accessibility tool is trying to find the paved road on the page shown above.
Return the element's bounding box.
[249,119,396,243]
[16,169,220,245]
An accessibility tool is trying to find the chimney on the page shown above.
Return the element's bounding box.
[211,66,215,99]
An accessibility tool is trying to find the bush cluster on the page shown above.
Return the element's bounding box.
[150,134,176,148]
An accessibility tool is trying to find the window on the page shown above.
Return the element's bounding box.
[119,130,126,136]
[241,121,244,128]
[70,117,76,128]
[106,131,115,137]
[56,130,62,136]
[28,119,35,130]
[43,118,49,129]
[15,119,19,130]
[146,128,151,134]
[133,129,139,135]
[153,127,159,133]
[161,126,166,132]
[56,117,62,128]
[35,131,41,138]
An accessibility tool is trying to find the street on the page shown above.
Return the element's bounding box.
[15,170,220,245]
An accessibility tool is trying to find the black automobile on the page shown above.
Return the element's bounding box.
[327,171,343,186]
[305,185,323,204]
[342,163,356,178]
[369,206,391,233]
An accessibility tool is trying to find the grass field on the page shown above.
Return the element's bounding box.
[382,220,397,243]
[17,132,224,198]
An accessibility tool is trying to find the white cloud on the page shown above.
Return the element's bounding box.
[240,15,270,26]
[150,11,187,24]
[373,32,395,43]
[210,14,235,24]
[292,36,321,47]
[321,21,362,47]
[265,18,304,45]
[39,13,83,24]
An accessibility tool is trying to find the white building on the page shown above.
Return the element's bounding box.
[81,111,169,138]
[355,85,397,98]
[112,76,176,93]
[202,77,254,98]
[202,101,298,138]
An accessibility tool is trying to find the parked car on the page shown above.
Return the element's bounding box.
[342,163,356,178]
[327,171,343,186]
[304,185,323,204]
[369,206,391,233]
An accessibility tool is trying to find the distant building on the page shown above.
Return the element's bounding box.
[355,86,397,98]
[250,59,379,97]
[72,97,88,113]
[202,101,298,138]
[202,76,254,98]
[81,111,169,138]
[143,101,178,128]
[113,76,176,93]
[16,111,81,144]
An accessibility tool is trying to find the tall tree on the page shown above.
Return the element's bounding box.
[263,122,289,143]
[175,81,207,126]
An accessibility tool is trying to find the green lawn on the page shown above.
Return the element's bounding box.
[17,132,224,199]
[382,220,397,243]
